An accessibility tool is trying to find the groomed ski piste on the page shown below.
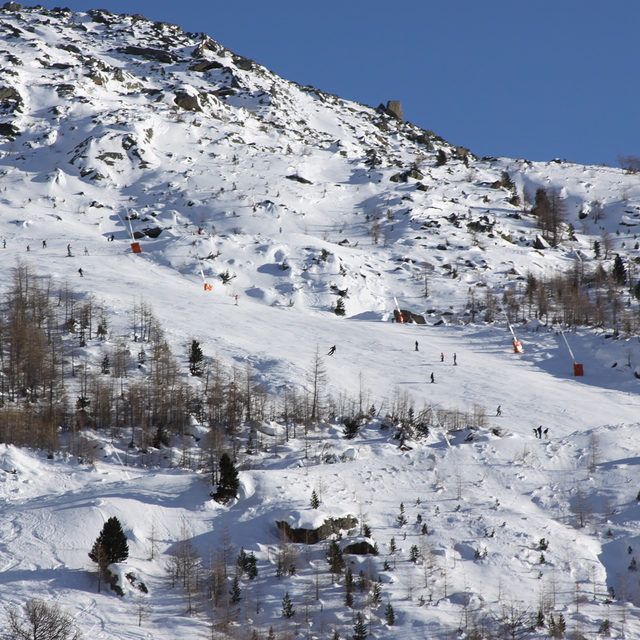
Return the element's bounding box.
[1,4,640,638]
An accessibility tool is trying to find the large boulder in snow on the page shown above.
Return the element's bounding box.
[533,235,550,250]
[343,540,377,555]
[385,100,403,120]
[174,90,201,111]
[276,515,358,544]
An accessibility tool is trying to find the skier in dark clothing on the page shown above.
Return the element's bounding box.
[327,345,336,356]
[78,268,83,277]
[415,341,419,352]
[496,405,502,416]
[430,372,435,383]
[42,240,47,248]
[453,353,457,365]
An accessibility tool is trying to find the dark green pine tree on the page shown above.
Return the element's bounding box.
[310,489,320,509]
[230,576,242,604]
[214,453,240,503]
[89,516,129,566]
[282,592,295,619]
[188,339,205,376]
[327,538,345,576]
[353,612,368,640]
[345,567,354,608]
[385,602,395,625]
[613,254,627,285]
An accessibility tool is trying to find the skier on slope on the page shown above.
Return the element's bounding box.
[327,345,336,356]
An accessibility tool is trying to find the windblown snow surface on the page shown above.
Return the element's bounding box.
[1,4,640,638]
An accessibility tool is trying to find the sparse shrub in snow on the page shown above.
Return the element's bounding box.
[5,599,82,640]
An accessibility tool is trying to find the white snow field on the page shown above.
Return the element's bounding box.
[1,4,640,638]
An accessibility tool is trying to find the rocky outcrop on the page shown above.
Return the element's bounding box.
[121,46,177,64]
[385,100,403,120]
[286,174,312,185]
[0,85,23,113]
[174,90,201,111]
[276,515,357,544]
[0,122,19,138]
[343,540,378,555]
[192,37,223,57]
[189,60,223,72]
[390,168,424,183]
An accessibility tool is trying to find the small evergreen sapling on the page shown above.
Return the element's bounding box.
[310,489,320,509]
[353,612,368,640]
[385,602,395,625]
[188,339,205,376]
[282,592,295,619]
[230,576,242,604]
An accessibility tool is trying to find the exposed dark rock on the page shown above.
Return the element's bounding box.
[120,46,177,64]
[55,84,75,97]
[286,174,313,185]
[189,59,223,72]
[133,231,145,240]
[467,217,494,233]
[0,122,19,138]
[386,100,403,119]
[191,37,223,57]
[2,1,21,10]
[276,515,358,544]
[0,85,23,112]
[233,55,254,71]
[174,90,201,111]
[143,227,162,238]
[343,540,378,555]
[87,9,116,25]
[533,235,550,250]
[214,86,236,97]
[390,168,424,183]
[453,146,471,161]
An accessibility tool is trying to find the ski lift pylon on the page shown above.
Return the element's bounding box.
[559,327,584,376]
[507,320,524,354]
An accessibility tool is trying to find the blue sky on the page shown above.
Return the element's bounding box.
[37,0,639,167]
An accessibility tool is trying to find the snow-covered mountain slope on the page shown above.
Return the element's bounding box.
[2,4,640,639]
